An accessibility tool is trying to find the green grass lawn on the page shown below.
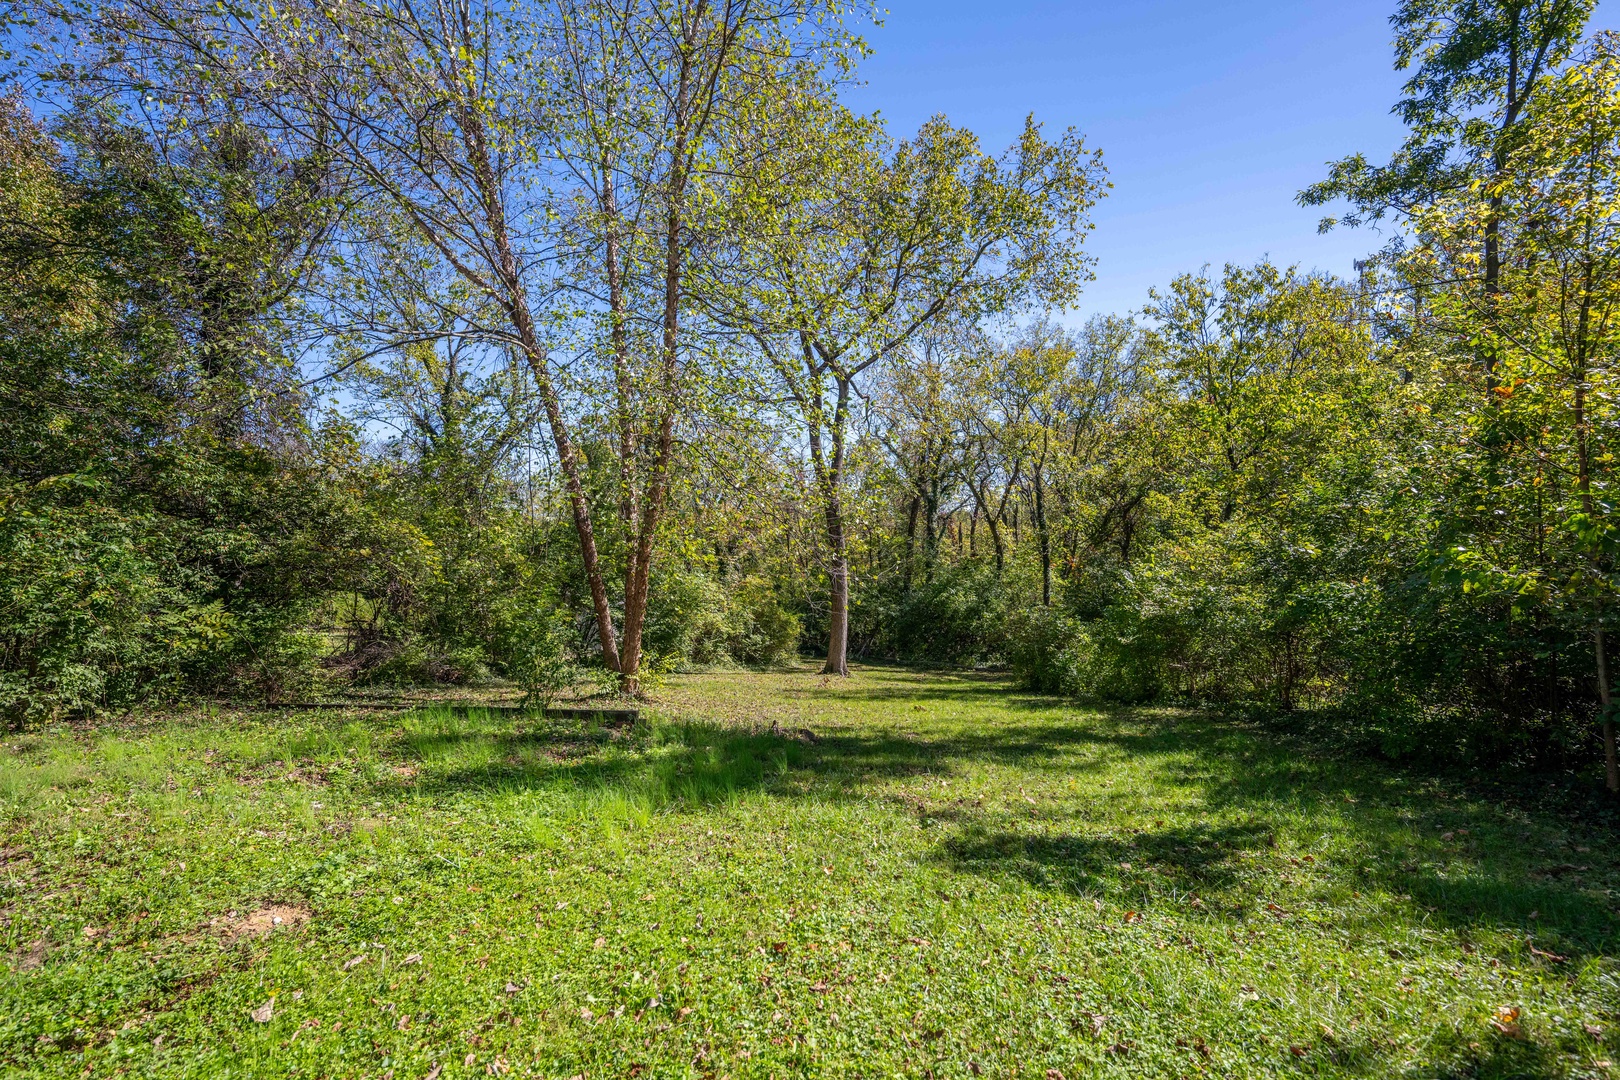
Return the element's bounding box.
[3,667,1618,1079]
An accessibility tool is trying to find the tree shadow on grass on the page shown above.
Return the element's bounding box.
[370,695,1618,958]
[940,819,1274,896]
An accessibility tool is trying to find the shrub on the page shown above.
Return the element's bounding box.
[891,561,1011,666]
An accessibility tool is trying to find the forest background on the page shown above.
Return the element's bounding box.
[3,0,1620,792]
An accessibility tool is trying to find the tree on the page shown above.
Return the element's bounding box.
[1301,0,1594,319]
[1409,34,1620,790]
[542,0,865,690]
[708,99,1105,674]
[34,0,866,691]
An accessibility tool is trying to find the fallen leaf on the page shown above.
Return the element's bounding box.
[250,997,275,1023]
[1123,911,1142,925]
[908,936,931,947]
[464,1053,477,1067]
[1045,1070,1064,1080]
[343,954,367,970]
[1584,1023,1604,1038]
[396,1014,411,1031]
[1526,940,1567,962]
[1289,1046,1307,1057]
[425,1065,443,1080]
[1490,1005,1523,1038]
[594,936,606,949]
[402,953,423,965]
[504,982,521,994]
[678,1007,693,1020]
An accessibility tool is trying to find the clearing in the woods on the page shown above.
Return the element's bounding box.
[2,667,1617,1078]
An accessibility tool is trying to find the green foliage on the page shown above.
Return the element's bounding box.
[889,561,1012,666]
[506,610,588,708]
[642,568,803,670]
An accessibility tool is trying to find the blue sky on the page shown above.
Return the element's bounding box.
[840,0,1616,321]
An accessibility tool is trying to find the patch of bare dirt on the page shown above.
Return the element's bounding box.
[10,939,48,971]
[211,904,312,942]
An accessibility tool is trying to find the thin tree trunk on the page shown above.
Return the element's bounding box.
[603,157,639,557]
[617,36,695,695]
[1034,441,1051,606]
[816,376,854,676]
[1597,630,1619,793]
[903,496,920,590]
[1573,279,1617,792]
[459,102,620,671]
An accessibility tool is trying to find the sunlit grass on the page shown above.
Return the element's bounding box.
[1,667,1617,1078]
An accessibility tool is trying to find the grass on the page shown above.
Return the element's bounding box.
[2,665,1618,1079]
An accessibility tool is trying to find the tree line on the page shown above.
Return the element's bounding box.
[2,0,1618,791]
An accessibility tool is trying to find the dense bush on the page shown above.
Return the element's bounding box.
[889,561,1012,666]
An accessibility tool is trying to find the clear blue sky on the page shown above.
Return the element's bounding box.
[840,0,1617,321]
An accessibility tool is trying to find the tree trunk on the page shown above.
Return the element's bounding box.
[1034,451,1051,607]
[1573,304,1616,793]
[459,102,620,672]
[815,376,854,676]
[603,158,639,557]
[1597,629,1619,794]
[824,540,850,677]
[616,39,695,695]
[903,496,920,591]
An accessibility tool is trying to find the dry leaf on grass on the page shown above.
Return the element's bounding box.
[1526,939,1568,962]
[250,997,275,1023]
[1490,1006,1524,1038]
